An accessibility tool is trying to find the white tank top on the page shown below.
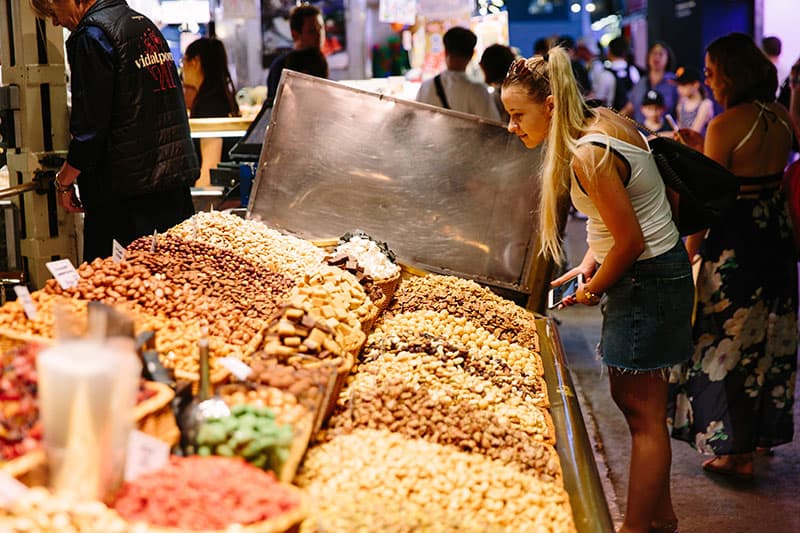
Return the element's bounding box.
[569,133,679,263]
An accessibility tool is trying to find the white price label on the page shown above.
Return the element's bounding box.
[0,471,30,508]
[218,357,253,381]
[13,286,38,320]
[151,229,158,253]
[46,258,80,289]
[112,239,126,264]
[125,430,170,482]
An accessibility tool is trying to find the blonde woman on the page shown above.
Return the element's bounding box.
[502,48,693,533]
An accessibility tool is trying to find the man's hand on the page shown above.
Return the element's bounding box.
[58,185,84,213]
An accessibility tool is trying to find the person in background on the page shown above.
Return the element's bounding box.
[576,40,611,106]
[415,27,500,121]
[603,36,640,111]
[266,3,323,106]
[479,43,517,124]
[670,33,797,481]
[557,35,591,96]
[503,49,692,533]
[673,66,714,134]
[532,36,551,57]
[31,0,198,262]
[624,42,678,123]
[182,37,240,187]
[762,36,790,99]
[641,90,671,134]
[790,59,800,138]
[284,47,329,79]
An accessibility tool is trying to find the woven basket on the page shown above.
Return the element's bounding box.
[140,483,307,533]
[0,327,53,354]
[135,381,180,447]
[0,449,47,484]
[372,271,402,312]
[318,352,355,427]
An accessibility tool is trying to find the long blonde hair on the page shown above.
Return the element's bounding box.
[503,47,596,261]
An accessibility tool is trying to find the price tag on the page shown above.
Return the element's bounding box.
[218,357,253,381]
[112,239,126,264]
[192,217,198,240]
[150,230,158,253]
[125,430,170,482]
[13,285,38,320]
[0,471,30,508]
[46,258,80,289]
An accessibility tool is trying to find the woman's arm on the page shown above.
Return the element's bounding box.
[571,144,645,304]
[196,137,223,188]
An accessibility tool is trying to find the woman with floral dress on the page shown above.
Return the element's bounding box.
[670,33,797,479]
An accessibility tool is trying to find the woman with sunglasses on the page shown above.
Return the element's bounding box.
[670,33,797,480]
[503,48,693,533]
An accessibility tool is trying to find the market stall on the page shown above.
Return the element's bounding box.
[0,71,611,532]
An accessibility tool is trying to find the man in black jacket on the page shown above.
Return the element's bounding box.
[32,0,199,261]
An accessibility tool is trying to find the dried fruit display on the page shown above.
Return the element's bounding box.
[114,456,300,530]
[0,343,41,461]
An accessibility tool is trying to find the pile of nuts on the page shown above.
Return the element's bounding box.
[386,274,540,351]
[0,292,87,340]
[329,235,400,281]
[167,211,326,279]
[296,429,575,533]
[248,355,333,413]
[372,310,544,380]
[339,348,554,444]
[363,329,549,407]
[327,371,561,480]
[0,488,137,533]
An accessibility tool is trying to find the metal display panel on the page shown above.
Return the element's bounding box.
[248,71,545,292]
[536,317,614,533]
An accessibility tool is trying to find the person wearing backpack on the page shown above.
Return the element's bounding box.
[624,42,678,123]
[599,36,639,110]
[502,49,692,533]
[669,33,797,481]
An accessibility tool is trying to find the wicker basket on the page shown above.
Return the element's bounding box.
[0,327,53,354]
[372,271,402,312]
[140,483,307,533]
[0,449,47,485]
[135,381,180,447]
[317,352,355,428]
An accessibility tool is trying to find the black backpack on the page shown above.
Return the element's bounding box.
[606,63,634,110]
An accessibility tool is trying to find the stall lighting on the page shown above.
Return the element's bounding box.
[586,2,596,12]
[570,2,581,13]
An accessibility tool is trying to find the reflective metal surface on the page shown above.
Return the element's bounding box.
[537,317,614,533]
[249,71,544,292]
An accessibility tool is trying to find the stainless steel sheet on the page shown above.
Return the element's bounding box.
[248,71,544,291]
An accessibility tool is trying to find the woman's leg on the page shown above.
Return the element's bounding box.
[609,369,676,533]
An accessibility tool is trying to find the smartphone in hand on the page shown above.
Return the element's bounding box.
[548,273,585,309]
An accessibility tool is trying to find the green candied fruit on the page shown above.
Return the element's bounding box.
[196,421,227,446]
[215,443,235,457]
[242,438,269,459]
[221,415,240,434]
[250,453,268,469]
[230,404,253,417]
[255,406,276,419]
[197,445,212,456]
[236,413,259,428]
[275,446,290,464]
[275,424,294,446]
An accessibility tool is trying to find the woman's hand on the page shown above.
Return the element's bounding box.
[676,128,704,151]
[574,279,601,306]
[551,262,597,308]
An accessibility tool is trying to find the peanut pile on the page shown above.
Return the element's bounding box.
[386,274,540,351]
[167,211,326,279]
[297,429,575,533]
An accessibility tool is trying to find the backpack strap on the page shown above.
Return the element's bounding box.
[433,74,451,110]
[572,134,633,194]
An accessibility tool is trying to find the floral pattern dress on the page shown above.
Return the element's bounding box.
[670,175,798,455]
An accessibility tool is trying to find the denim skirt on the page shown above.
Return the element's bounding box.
[598,240,694,371]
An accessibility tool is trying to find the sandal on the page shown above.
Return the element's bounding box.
[702,455,754,480]
[650,520,679,533]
